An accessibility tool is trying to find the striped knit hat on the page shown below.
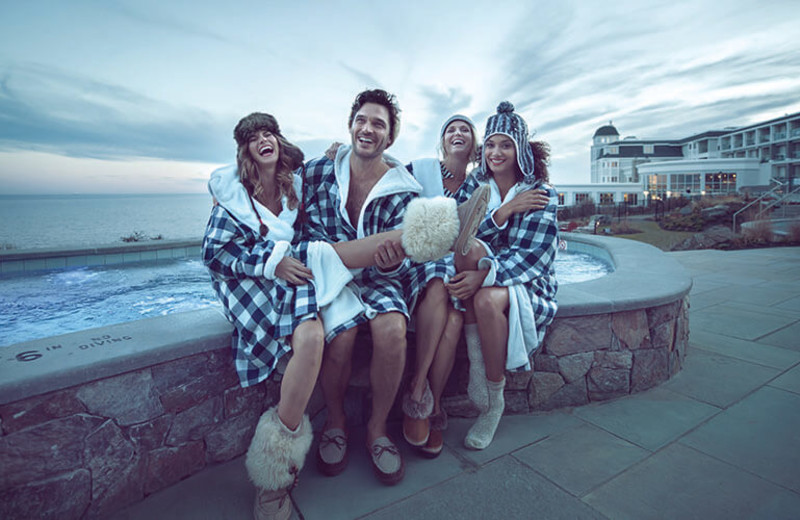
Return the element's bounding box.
[481,101,535,184]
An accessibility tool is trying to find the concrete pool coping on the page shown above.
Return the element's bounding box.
[0,233,691,406]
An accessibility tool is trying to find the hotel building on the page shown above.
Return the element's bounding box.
[557,111,800,207]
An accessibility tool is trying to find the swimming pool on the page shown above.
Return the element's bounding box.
[0,250,610,347]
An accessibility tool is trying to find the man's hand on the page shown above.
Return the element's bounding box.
[493,188,549,227]
[275,256,313,285]
[445,269,488,300]
[374,239,406,271]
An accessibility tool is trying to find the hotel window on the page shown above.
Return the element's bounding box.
[599,193,615,205]
[608,146,618,154]
[575,193,591,205]
[557,193,565,205]
[624,193,638,205]
[671,174,701,195]
[646,174,667,196]
[704,172,737,194]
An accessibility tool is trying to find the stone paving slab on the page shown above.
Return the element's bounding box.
[573,387,720,451]
[689,329,800,370]
[512,422,650,496]
[584,443,800,520]
[446,412,585,466]
[680,385,800,493]
[769,364,800,395]
[690,303,797,341]
[661,347,780,408]
[691,283,800,308]
[293,424,466,520]
[776,295,800,313]
[113,456,252,520]
[757,321,800,351]
[362,456,607,520]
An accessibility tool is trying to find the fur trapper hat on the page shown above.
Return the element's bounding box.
[481,101,536,184]
[234,112,283,148]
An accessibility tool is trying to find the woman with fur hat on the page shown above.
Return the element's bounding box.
[445,102,559,450]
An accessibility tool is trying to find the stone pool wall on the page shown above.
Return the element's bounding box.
[0,234,691,519]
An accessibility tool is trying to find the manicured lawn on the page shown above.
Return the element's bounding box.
[611,219,696,251]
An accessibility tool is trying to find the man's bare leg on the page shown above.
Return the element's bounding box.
[367,312,407,443]
[319,326,358,431]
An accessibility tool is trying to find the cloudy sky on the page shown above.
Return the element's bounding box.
[1,0,799,194]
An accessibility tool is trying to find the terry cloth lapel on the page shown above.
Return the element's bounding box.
[333,146,422,239]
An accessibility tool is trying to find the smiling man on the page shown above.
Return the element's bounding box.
[302,89,423,485]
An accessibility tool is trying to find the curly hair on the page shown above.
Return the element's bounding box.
[347,89,401,146]
[233,112,303,210]
[529,141,551,184]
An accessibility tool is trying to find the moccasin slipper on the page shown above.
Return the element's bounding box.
[418,429,443,459]
[403,414,430,447]
[316,428,348,476]
[367,436,405,486]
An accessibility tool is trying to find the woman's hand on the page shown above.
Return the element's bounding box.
[374,239,406,271]
[445,269,488,300]
[325,142,344,160]
[493,188,549,227]
[275,256,313,285]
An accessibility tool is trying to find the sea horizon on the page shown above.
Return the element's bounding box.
[0,193,214,251]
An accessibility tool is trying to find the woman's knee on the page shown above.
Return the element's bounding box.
[472,288,504,317]
[422,279,448,307]
[292,320,324,365]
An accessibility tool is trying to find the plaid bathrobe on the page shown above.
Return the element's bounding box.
[203,166,317,387]
[302,146,423,335]
[457,174,560,367]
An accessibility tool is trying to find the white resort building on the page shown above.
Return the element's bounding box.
[557,111,800,207]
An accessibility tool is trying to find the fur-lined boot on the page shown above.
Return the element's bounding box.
[402,185,490,263]
[246,407,313,520]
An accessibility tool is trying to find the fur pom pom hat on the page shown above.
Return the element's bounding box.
[481,101,536,184]
[234,112,283,147]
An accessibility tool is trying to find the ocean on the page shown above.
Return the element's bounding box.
[0,194,214,250]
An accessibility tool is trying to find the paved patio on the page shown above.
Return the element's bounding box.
[114,247,800,520]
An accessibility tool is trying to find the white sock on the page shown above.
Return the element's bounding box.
[465,324,488,412]
[464,378,505,450]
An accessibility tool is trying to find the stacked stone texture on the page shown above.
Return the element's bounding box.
[443,297,689,416]
[0,296,688,519]
[0,349,280,519]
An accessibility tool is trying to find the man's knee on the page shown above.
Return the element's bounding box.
[370,313,407,353]
[324,326,357,365]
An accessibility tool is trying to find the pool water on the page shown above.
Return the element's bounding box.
[0,252,610,347]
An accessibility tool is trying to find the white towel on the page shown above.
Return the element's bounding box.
[305,241,365,338]
[505,284,539,371]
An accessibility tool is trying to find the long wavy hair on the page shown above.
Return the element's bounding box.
[529,140,551,185]
[234,113,304,210]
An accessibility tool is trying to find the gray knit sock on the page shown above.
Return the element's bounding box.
[465,324,488,412]
[464,378,505,450]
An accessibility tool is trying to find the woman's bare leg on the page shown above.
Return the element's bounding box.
[427,305,463,414]
[472,287,509,382]
[410,280,449,402]
[278,318,325,430]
